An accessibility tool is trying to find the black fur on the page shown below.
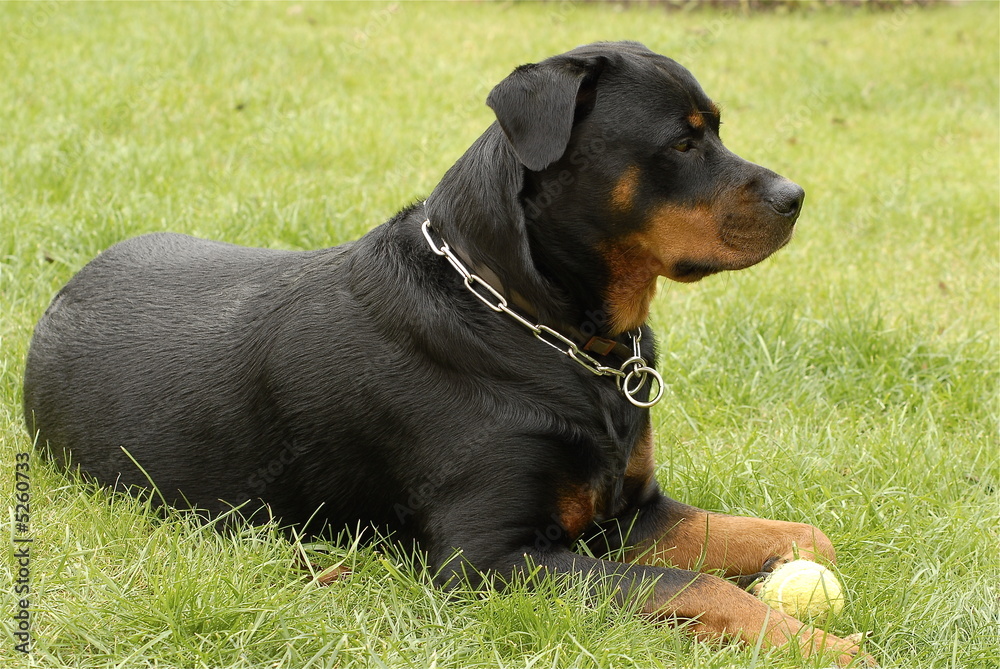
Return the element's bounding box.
[25,42,806,599]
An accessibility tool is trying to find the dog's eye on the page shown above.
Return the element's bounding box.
[672,140,694,153]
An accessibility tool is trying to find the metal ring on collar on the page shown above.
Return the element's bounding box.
[617,356,651,391]
[622,365,664,408]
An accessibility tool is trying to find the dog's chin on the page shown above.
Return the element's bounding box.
[668,237,791,283]
[668,260,723,283]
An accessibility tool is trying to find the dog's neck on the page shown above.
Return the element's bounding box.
[426,123,570,326]
[426,122,622,338]
[422,221,635,363]
[442,239,537,317]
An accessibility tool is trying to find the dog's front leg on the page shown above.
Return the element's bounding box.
[615,429,835,581]
[492,549,869,666]
[601,492,836,581]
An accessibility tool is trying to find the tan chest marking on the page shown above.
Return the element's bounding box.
[556,485,597,540]
[623,422,656,498]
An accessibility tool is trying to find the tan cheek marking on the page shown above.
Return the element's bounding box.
[610,164,640,212]
[557,485,597,540]
[643,203,730,278]
[601,203,725,334]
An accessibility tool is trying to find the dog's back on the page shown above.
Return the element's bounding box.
[24,231,354,515]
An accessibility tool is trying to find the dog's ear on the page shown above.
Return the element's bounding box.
[486,56,607,171]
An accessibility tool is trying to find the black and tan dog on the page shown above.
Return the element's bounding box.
[24,42,869,664]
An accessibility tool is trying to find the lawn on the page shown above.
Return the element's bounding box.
[1,2,997,668]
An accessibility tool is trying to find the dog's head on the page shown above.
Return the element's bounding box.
[429,41,803,336]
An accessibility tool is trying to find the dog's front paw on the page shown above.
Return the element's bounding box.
[801,628,877,667]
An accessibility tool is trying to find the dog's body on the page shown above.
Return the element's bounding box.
[24,42,868,664]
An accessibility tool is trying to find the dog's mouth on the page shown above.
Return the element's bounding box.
[661,223,793,284]
[719,222,795,269]
[631,199,796,284]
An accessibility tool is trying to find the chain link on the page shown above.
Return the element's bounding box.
[421,219,663,407]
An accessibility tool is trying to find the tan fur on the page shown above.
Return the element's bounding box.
[640,573,867,665]
[622,422,655,498]
[625,509,836,577]
[601,195,792,334]
[556,485,597,540]
[610,165,641,213]
[601,240,661,335]
[601,204,718,334]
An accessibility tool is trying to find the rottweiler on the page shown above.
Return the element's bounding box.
[24,41,870,665]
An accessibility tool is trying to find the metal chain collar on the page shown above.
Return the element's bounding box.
[421,218,664,408]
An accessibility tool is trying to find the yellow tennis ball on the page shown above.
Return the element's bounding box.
[758,559,845,622]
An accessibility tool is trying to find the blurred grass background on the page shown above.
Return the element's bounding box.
[1,2,997,667]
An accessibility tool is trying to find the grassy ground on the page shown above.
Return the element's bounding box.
[1,2,997,668]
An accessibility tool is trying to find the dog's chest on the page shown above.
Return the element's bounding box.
[556,412,653,540]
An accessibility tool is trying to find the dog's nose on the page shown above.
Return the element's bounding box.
[767,181,805,220]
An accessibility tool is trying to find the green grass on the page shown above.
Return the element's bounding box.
[1,2,997,667]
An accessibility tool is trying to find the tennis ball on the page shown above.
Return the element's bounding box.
[758,559,845,622]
